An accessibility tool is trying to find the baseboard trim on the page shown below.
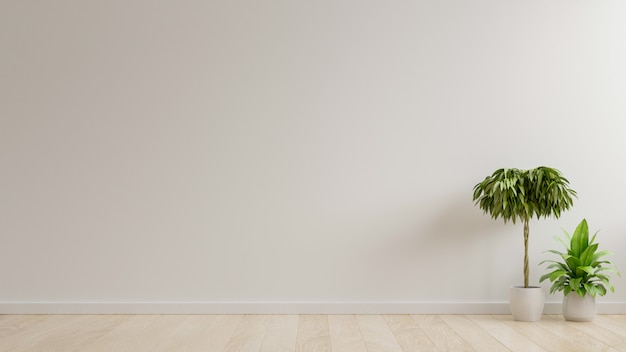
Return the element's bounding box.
[1,301,625,315]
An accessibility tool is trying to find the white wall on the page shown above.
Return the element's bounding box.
[2,0,626,313]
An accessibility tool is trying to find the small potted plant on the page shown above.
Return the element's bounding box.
[540,218,620,321]
[473,166,576,321]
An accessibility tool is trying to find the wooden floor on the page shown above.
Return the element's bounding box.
[2,314,626,351]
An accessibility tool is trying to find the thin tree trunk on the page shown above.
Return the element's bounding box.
[523,219,530,288]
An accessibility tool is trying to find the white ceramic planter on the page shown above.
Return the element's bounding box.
[563,293,596,322]
[510,286,545,321]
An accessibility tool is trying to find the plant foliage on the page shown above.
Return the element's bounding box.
[472,167,576,224]
[540,219,620,297]
[472,166,577,287]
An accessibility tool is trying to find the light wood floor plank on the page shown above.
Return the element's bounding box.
[260,315,299,352]
[466,315,547,352]
[224,315,272,352]
[546,315,626,351]
[537,315,623,352]
[150,315,217,352]
[590,315,626,346]
[328,315,367,352]
[439,315,509,352]
[535,315,619,352]
[594,315,626,337]
[0,315,101,351]
[19,315,127,352]
[184,315,244,351]
[0,314,48,339]
[295,315,331,352]
[0,315,62,350]
[0,315,21,325]
[604,315,626,330]
[596,316,626,352]
[80,315,178,352]
[411,314,474,352]
[383,314,437,352]
[495,314,588,352]
[356,314,403,352]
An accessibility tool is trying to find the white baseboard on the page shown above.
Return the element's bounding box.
[1,301,625,315]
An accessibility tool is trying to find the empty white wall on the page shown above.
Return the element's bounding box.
[2,0,626,313]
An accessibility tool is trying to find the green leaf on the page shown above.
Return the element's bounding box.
[540,273,551,283]
[544,249,566,257]
[565,256,580,272]
[579,266,595,275]
[570,277,582,289]
[570,219,589,256]
[549,270,568,282]
[580,244,599,267]
[591,250,614,263]
[583,283,597,297]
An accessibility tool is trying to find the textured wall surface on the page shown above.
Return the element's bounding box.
[2,0,625,311]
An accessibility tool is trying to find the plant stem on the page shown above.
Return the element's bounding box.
[523,219,529,288]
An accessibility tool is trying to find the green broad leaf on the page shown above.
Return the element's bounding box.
[579,244,598,266]
[590,231,598,245]
[565,257,580,271]
[583,283,597,297]
[540,273,552,283]
[592,260,612,266]
[551,281,565,294]
[542,263,568,272]
[539,259,557,265]
[570,219,589,256]
[537,172,543,195]
[596,278,615,291]
[570,277,582,290]
[591,250,614,263]
[579,266,595,275]
[549,270,567,282]
[545,249,566,256]
[596,266,620,275]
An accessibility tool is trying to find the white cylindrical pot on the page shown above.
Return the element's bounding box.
[510,286,545,322]
[563,293,596,322]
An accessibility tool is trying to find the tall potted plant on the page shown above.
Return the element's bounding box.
[473,166,577,321]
